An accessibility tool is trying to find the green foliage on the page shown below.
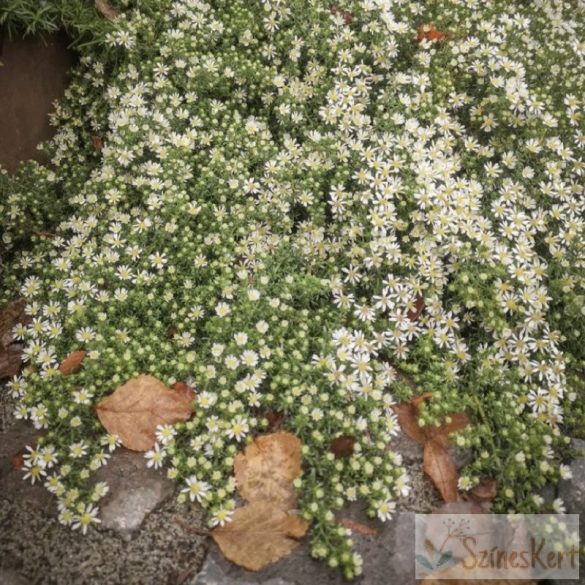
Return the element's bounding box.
[1,0,584,577]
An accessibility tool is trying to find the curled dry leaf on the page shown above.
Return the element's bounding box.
[234,432,302,508]
[394,392,470,502]
[426,411,470,448]
[339,518,378,537]
[95,0,119,20]
[469,478,497,503]
[211,501,309,572]
[59,350,87,375]
[95,374,193,451]
[330,435,356,458]
[423,439,459,503]
[392,402,427,445]
[412,391,433,409]
[171,381,197,403]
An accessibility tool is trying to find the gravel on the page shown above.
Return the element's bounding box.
[0,494,208,585]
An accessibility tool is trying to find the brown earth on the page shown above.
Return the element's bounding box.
[0,32,75,172]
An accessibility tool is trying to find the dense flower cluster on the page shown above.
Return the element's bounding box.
[1,0,584,577]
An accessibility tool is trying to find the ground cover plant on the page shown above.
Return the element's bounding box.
[1,0,584,579]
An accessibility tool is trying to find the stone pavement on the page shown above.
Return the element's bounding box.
[0,412,422,585]
[2,402,580,585]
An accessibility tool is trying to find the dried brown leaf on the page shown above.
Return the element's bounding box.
[330,435,356,458]
[469,478,497,503]
[95,374,193,451]
[426,411,470,447]
[211,501,308,571]
[59,350,87,375]
[392,402,426,445]
[171,381,197,403]
[423,439,459,503]
[95,0,119,20]
[412,391,433,409]
[416,23,448,44]
[234,432,302,508]
[339,518,378,537]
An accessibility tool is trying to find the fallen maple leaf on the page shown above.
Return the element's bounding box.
[339,518,378,537]
[0,344,23,379]
[59,350,87,375]
[95,374,193,451]
[211,501,308,571]
[330,435,356,458]
[171,381,197,403]
[234,432,302,508]
[95,0,119,20]
[423,439,459,503]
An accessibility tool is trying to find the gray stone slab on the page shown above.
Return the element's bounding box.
[448,446,473,470]
[390,432,423,464]
[558,456,585,513]
[92,448,175,541]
